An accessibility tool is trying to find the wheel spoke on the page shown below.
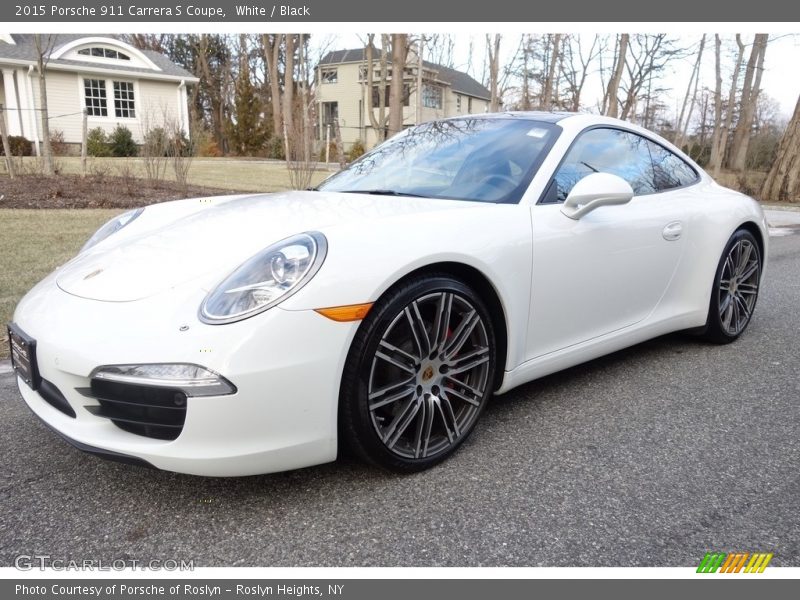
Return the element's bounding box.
[430,292,453,355]
[719,292,732,315]
[443,377,483,406]
[721,296,735,331]
[739,261,759,282]
[447,347,490,376]
[438,394,461,440]
[443,309,479,360]
[738,282,758,295]
[405,301,431,358]
[384,396,422,449]
[376,339,418,374]
[369,375,416,402]
[736,242,753,277]
[734,294,751,321]
[413,396,435,458]
[369,384,415,411]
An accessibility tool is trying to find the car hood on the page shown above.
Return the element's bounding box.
[56,190,476,302]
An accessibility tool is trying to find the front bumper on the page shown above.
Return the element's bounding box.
[12,277,358,476]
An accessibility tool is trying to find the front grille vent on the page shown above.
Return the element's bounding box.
[77,379,187,440]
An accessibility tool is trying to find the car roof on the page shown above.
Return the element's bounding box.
[443,111,575,124]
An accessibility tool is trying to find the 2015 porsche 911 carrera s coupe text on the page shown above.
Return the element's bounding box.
[8,113,767,475]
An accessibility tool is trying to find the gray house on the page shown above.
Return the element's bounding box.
[316,48,491,150]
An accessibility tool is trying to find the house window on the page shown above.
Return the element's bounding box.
[321,101,338,126]
[456,95,462,112]
[84,79,136,118]
[468,97,473,113]
[371,84,410,107]
[83,78,108,116]
[320,68,338,84]
[422,84,443,109]
[113,81,136,118]
[78,47,131,61]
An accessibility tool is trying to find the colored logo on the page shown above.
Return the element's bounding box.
[697,552,773,573]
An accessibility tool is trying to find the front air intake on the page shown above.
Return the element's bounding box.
[77,379,187,441]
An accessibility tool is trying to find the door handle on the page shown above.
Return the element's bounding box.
[662,221,683,241]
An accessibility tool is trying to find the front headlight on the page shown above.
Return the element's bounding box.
[200,232,327,324]
[82,207,144,252]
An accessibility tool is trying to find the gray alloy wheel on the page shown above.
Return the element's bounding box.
[339,275,497,471]
[367,291,491,460]
[702,229,762,344]
[718,238,760,336]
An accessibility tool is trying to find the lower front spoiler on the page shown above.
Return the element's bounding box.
[28,406,157,470]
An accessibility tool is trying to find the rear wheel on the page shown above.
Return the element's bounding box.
[702,229,762,344]
[339,275,497,472]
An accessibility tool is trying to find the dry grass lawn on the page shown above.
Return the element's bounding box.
[0,209,121,358]
[42,156,331,193]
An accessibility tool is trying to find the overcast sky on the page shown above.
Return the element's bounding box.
[316,33,800,120]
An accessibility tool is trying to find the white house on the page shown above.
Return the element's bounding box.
[0,34,197,153]
[316,48,491,150]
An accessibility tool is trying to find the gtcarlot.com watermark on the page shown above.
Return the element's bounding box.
[14,554,194,571]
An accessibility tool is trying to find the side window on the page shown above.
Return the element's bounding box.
[647,140,699,191]
[551,128,656,202]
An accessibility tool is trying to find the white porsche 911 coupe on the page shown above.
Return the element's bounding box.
[9,112,767,476]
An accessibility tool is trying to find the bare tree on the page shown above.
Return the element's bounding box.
[364,34,390,142]
[560,34,601,112]
[729,34,769,172]
[603,34,628,117]
[33,34,56,176]
[619,34,678,122]
[541,34,562,112]
[388,34,408,136]
[709,35,745,177]
[486,34,502,112]
[761,94,800,203]
[282,34,296,158]
[0,104,17,179]
[708,35,724,172]
[674,35,706,150]
[262,34,284,138]
[284,34,318,190]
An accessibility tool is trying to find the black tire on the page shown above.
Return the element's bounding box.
[339,274,497,472]
[701,228,762,344]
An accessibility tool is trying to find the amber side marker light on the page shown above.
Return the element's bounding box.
[315,303,374,322]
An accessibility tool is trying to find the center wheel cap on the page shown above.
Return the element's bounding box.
[421,365,434,381]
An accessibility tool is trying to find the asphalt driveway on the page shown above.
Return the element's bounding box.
[1,230,798,567]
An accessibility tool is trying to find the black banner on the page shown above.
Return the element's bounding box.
[3,0,800,22]
[5,579,800,600]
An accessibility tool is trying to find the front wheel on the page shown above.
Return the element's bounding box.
[339,275,497,472]
[702,229,762,344]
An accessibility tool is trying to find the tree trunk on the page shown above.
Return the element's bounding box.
[604,34,628,118]
[388,34,407,137]
[263,34,283,138]
[0,105,16,178]
[761,95,800,203]
[33,35,55,176]
[487,34,501,112]
[675,35,706,150]
[283,34,295,157]
[542,34,561,111]
[710,35,745,177]
[730,34,769,171]
[708,35,724,172]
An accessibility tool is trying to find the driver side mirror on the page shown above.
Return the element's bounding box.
[560,172,634,220]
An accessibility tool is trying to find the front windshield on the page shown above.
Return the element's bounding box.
[317,118,560,203]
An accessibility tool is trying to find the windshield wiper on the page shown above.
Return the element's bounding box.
[337,189,428,198]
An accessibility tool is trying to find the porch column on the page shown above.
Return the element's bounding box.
[1,68,23,136]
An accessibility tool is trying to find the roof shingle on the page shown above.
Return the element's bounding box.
[320,48,490,100]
